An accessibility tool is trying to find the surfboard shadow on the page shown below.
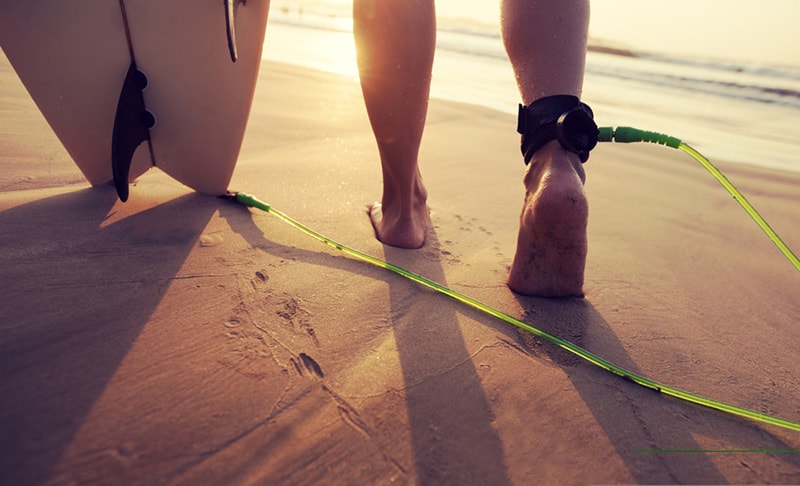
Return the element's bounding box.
[0,186,216,485]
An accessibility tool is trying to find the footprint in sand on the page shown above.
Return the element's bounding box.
[291,352,324,379]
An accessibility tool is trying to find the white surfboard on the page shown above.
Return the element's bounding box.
[0,0,268,201]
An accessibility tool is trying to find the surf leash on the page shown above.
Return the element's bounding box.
[223,127,800,432]
[599,126,800,271]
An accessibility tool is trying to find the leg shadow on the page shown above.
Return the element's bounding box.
[384,230,511,485]
[220,202,511,484]
[211,200,799,483]
[0,186,217,485]
[514,296,800,483]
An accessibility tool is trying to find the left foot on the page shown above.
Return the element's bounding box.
[368,175,429,249]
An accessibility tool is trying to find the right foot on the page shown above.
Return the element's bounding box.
[507,141,589,297]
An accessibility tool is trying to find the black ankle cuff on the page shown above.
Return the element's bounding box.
[517,95,598,165]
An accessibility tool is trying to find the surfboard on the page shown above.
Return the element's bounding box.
[0,0,269,201]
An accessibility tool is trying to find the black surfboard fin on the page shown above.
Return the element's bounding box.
[224,0,246,62]
[111,61,152,202]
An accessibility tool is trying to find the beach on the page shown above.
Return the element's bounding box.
[2,49,800,485]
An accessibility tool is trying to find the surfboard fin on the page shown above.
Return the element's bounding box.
[225,0,245,62]
[112,61,152,202]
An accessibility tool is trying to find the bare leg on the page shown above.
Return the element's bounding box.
[353,0,435,249]
[503,0,591,296]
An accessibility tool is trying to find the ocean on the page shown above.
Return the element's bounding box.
[261,2,800,173]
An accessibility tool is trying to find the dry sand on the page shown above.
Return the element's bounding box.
[2,53,800,484]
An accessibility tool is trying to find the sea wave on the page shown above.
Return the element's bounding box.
[433,25,800,109]
[270,7,800,110]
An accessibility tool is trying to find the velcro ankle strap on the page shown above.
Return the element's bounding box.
[517,95,598,165]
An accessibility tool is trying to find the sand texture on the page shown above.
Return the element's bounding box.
[2,54,800,484]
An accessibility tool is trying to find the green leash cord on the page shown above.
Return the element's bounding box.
[599,126,800,271]
[226,127,800,432]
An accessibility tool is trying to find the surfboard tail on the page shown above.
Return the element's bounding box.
[2,0,268,200]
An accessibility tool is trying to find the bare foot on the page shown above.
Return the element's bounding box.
[507,141,588,297]
[369,179,429,249]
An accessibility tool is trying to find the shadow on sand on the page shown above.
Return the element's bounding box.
[0,186,216,485]
[513,295,800,483]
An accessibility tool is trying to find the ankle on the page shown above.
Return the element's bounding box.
[524,140,586,191]
[382,170,428,211]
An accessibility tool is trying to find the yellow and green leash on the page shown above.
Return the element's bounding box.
[599,126,799,271]
[225,126,800,432]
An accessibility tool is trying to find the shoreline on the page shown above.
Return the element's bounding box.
[259,17,800,174]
